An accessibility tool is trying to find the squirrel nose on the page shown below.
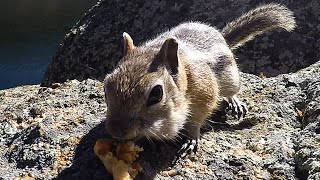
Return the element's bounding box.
[106,119,130,139]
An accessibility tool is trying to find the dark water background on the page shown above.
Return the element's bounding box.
[0,0,97,90]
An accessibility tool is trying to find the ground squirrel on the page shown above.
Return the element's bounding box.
[103,4,296,156]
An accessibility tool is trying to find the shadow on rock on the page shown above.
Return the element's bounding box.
[54,122,112,180]
[54,121,181,180]
[202,100,257,134]
[55,101,255,179]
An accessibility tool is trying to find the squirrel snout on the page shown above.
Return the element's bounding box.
[105,119,133,140]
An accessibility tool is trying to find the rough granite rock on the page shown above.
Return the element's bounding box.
[41,0,320,86]
[1,0,320,179]
[1,61,319,179]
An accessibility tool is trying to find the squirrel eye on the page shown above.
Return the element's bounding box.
[147,85,163,106]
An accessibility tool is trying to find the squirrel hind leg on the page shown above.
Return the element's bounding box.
[214,57,247,118]
[224,95,248,119]
[212,53,241,98]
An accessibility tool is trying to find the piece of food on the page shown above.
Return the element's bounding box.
[94,139,143,180]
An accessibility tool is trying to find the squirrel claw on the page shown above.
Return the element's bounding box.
[225,96,247,119]
[175,138,198,161]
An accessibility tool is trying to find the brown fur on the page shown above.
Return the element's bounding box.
[103,4,296,142]
[104,47,191,140]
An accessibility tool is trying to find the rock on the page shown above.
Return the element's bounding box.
[2,0,320,179]
[1,61,320,179]
[41,0,319,86]
[294,77,320,179]
[0,80,107,179]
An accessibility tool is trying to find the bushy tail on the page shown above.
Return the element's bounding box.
[221,4,296,50]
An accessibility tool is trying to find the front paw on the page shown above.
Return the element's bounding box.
[176,137,198,159]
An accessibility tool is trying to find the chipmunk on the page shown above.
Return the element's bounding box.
[103,4,296,156]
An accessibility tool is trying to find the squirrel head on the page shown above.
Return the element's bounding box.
[103,32,189,141]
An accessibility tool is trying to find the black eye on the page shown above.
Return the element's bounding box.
[147,85,163,106]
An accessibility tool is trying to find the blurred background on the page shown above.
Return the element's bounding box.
[0,0,97,90]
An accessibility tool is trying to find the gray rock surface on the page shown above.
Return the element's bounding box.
[1,0,319,179]
[41,0,319,86]
[1,61,319,179]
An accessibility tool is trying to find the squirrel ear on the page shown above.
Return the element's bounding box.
[123,32,135,55]
[158,38,179,74]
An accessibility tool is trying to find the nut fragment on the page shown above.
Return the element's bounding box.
[94,139,143,180]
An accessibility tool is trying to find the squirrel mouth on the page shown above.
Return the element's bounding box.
[108,128,141,141]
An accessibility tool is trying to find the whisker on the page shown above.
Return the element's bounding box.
[206,119,227,125]
[176,131,190,139]
[145,134,151,143]
[148,129,170,148]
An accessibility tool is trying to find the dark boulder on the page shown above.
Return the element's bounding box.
[41,0,320,86]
